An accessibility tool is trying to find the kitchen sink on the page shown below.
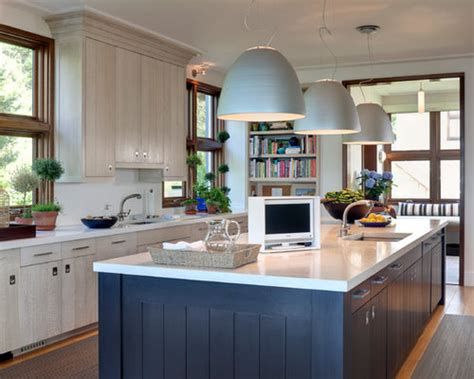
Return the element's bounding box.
[342,232,411,242]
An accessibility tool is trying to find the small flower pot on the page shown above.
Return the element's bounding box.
[196,197,207,212]
[32,211,58,231]
[184,205,197,215]
[206,205,219,214]
[15,217,33,225]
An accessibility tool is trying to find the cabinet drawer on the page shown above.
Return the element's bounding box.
[61,238,96,259]
[137,226,192,246]
[21,244,61,266]
[96,233,137,261]
[350,279,372,313]
[387,244,422,281]
[0,248,20,267]
[423,232,442,254]
[370,268,389,296]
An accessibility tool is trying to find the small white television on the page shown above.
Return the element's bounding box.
[248,196,321,252]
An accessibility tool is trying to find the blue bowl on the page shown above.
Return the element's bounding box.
[81,217,118,229]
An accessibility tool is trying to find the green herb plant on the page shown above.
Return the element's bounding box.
[32,203,62,212]
[10,166,39,218]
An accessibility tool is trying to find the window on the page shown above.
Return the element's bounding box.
[384,111,460,203]
[0,24,55,208]
[163,80,223,207]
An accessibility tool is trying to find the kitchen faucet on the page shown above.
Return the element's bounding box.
[339,200,374,237]
[117,193,143,222]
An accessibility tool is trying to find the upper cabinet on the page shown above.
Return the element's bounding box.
[47,10,198,181]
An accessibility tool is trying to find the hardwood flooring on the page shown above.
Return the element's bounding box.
[397,285,474,379]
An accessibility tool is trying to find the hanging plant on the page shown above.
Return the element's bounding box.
[217,164,229,174]
[186,153,203,167]
[205,172,216,182]
[217,130,230,143]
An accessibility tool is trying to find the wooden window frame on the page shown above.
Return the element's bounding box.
[162,181,188,208]
[383,112,460,204]
[0,24,55,203]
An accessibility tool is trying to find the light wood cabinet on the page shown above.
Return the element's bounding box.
[0,249,20,354]
[19,261,62,347]
[96,233,138,261]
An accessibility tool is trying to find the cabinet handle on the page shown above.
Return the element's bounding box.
[165,166,169,172]
[9,275,16,285]
[143,152,148,159]
[352,288,371,299]
[371,305,376,320]
[52,267,58,276]
[65,264,71,274]
[111,240,126,245]
[372,275,388,285]
[389,262,403,270]
[108,165,113,172]
[365,310,370,326]
[72,246,90,251]
[34,251,53,257]
[135,151,139,158]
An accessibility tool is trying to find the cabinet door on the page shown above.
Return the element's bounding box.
[370,288,387,379]
[19,262,62,346]
[115,47,142,164]
[431,243,443,312]
[352,302,371,379]
[411,259,424,343]
[421,249,432,323]
[62,254,98,333]
[85,38,116,177]
[141,56,165,165]
[163,63,187,179]
[0,250,20,353]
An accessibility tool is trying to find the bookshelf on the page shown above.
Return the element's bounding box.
[248,125,320,197]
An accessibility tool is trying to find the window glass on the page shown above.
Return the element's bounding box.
[196,92,213,138]
[391,113,430,151]
[391,160,430,199]
[0,136,34,206]
[440,111,460,150]
[441,160,460,199]
[0,41,34,116]
[346,144,362,190]
[164,181,185,198]
[196,151,213,184]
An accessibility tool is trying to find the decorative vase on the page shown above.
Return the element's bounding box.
[15,217,34,225]
[196,197,207,212]
[32,211,58,231]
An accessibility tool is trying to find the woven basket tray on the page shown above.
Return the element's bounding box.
[148,243,261,269]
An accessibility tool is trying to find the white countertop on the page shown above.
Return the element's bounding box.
[93,218,448,292]
[0,211,247,250]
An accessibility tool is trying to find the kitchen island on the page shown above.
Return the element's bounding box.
[94,218,447,379]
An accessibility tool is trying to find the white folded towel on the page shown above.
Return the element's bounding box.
[162,240,206,251]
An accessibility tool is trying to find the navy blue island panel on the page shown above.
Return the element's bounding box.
[98,273,351,379]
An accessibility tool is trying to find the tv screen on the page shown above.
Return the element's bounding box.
[265,203,311,235]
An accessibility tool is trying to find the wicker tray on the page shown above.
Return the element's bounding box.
[148,243,261,269]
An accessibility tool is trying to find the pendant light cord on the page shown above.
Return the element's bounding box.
[359,32,375,102]
[318,0,338,80]
[244,0,278,47]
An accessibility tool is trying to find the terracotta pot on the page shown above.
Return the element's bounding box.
[32,211,58,231]
[15,216,33,225]
[184,205,197,215]
[206,205,218,214]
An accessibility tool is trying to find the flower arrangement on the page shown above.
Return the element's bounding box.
[358,169,394,201]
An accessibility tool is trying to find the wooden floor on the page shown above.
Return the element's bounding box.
[397,285,474,379]
[1,285,473,378]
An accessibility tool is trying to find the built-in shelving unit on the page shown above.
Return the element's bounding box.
[247,125,320,196]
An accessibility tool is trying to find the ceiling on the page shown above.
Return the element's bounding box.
[17,0,474,72]
[355,78,461,97]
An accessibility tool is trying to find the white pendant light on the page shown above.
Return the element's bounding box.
[418,82,425,113]
[294,0,360,135]
[344,103,394,144]
[217,46,305,122]
[294,79,361,135]
[343,25,394,145]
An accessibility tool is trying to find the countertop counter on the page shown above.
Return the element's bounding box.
[93,218,447,292]
[0,211,247,251]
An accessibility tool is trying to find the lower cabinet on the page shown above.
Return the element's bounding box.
[352,288,387,379]
[431,243,443,312]
[19,261,62,347]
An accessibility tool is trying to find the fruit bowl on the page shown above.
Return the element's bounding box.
[81,216,118,229]
[322,201,372,224]
[358,213,392,227]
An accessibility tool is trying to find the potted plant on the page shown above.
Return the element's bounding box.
[186,153,203,167]
[206,187,232,214]
[358,169,394,202]
[32,158,64,230]
[216,130,230,143]
[182,198,198,215]
[10,166,39,225]
[217,164,229,174]
[205,199,220,214]
[204,172,216,182]
[192,182,209,212]
[31,203,62,230]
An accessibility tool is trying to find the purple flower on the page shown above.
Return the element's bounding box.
[365,178,376,189]
[382,171,393,180]
[369,170,378,179]
[361,169,370,176]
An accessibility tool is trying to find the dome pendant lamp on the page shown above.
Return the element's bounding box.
[343,25,394,145]
[294,0,360,135]
[217,46,306,122]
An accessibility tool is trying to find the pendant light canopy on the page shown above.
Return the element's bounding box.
[294,79,361,135]
[217,46,305,122]
[343,103,394,145]
[418,82,425,113]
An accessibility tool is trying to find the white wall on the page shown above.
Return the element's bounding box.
[0,3,52,37]
[296,55,474,285]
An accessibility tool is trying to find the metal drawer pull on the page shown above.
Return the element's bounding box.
[52,267,58,276]
[9,275,16,285]
[365,310,370,326]
[371,305,376,320]
[72,246,90,251]
[65,264,71,274]
[111,240,127,245]
[372,275,388,285]
[34,251,54,257]
[389,262,403,270]
[352,288,371,299]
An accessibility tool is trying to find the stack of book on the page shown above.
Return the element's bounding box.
[249,135,317,156]
[249,158,317,179]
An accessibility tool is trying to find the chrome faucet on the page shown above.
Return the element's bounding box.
[117,193,142,222]
[339,200,373,237]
